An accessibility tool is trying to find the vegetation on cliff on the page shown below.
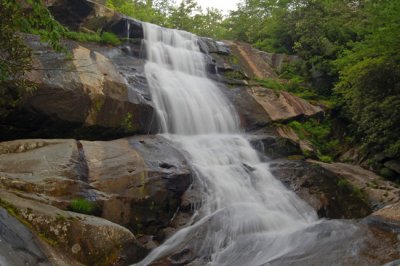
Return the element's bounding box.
[1,0,399,177]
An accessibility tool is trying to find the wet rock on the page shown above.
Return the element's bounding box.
[199,37,230,55]
[103,17,144,40]
[310,160,400,210]
[366,202,400,232]
[247,131,302,159]
[270,159,372,219]
[0,207,51,266]
[220,85,271,131]
[81,136,191,235]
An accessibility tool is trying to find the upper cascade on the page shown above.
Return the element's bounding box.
[143,23,239,135]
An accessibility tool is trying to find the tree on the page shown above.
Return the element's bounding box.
[335,0,400,158]
[0,0,64,118]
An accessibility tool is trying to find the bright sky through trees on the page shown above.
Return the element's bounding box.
[196,0,240,14]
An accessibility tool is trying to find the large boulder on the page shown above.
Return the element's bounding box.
[310,160,400,210]
[0,207,52,266]
[269,159,372,219]
[223,41,278,79]
[82,136,191,236]
[247,129,302,159]
[1,35,154,141]
[0,136,192,263]
[0,191,143,265]
[367,202,400,231]
[247,86,323,122]
[46,0,144,39]
[223,41,299,74]
[220,85,271,131]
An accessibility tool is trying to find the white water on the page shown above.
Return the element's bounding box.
[137,23,363,266]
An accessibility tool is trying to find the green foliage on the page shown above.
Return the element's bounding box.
[64,31,121,46]
[334,0,400,159]
[101,32,122,45]
[254,78,285,91]
[70,198,97,215]
[318,155,332,163]
[289,119,340,161]
[64,31,102,43]
[106,0,228,39]
[106,0,173,27]
[121,112,137,133]
[225,0,399,163]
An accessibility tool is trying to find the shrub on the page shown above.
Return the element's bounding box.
[70,198,97,215]
[64,31,121,46]
[100,32,121,46]
[288,119,341,162]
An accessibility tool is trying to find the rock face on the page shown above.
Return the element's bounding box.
[217,84,324,131]
[368,202,400,231]
[2,1,397,264]
[1,35,154,141]
[0,136,191,264]
[276,125,315,155]
[46,0,144,39]
[310,161,400,210]
[247,86,323,122]
[0,207,51,266]
[0,191,143,266]
[269,159,372,219]
[223,41,278,79]
[247,130,302,159]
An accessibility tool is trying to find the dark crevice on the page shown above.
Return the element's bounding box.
[76,140,89,182]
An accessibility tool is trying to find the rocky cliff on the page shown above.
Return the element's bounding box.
[0,1,399,265]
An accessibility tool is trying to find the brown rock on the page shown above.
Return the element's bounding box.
[0,35,154,141]
[0,136,192,254]
[0,191,144,265]
[224,41,278,79]
[309,160,400,210]
[27,40,152,129]
[370,202,400,227]
[276,125,315,155]
[247,87,323,122]
[220,86,271,131]
[270,159,372,219]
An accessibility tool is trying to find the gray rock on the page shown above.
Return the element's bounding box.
[269,159,372,219]
[384,160,400,175]
[198,37,230,55]
[0,207,51,266]
[248,132,302,159]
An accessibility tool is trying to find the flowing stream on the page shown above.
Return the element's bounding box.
[136,23,365,266]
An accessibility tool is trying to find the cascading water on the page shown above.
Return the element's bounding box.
[136,23,365,266]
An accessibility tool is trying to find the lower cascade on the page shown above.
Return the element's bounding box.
[137,23,366,266]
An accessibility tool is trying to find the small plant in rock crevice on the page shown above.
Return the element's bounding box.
[69,198,97,215]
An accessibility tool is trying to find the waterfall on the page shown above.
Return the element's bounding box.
[136,23,364,266]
